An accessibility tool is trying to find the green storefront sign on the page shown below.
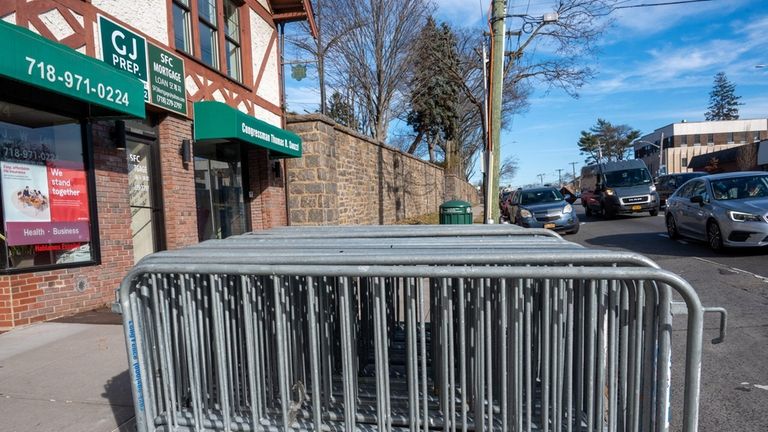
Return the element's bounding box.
[98,16,186,116]
[0,20,145,118]
[148,45,186,114]
[99,16,148,81]
[194,101,302,159]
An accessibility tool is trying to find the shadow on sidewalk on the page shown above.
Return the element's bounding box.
[102,370,136,432]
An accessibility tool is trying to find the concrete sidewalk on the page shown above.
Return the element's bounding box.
[0,318,135,432]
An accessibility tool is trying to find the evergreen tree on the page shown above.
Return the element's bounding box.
[326,91,357,129]
[705,72,742,121]
[406,17,460,162]
[578,119,640,163]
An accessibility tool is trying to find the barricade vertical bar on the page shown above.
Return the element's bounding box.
[272,275,291,429]
[541,278,551,432]
[596,280,607,432]
[565,279,574,432]
[485,278,494,430]
[500,278,508,432]
[607,279,619,432]
[441,278,450,432]
[475,278,485,431]
[407,278,418,432]
[241,276,260,429]
[640,283,656,432]
[339,277,356,432]
[516,278,523,432]
[418,277,428,432]
[586,279,597,432]
[656,285,673,432]
[619,282,630,431]
[627,281,640,432]
[180,275,203,431]
[306,276,323,432]
[458,278,468,432]
[447,278,457,432]
[151,274,176,428]
[524,277,533,432]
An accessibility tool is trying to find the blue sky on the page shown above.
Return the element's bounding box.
[285,0,768,186]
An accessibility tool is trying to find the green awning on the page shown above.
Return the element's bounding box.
[0,20,145,118]
[193,101,301,158]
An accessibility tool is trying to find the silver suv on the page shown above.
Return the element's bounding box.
[665,172,768,250]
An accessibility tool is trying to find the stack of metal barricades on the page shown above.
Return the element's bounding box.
[117,225,724,432]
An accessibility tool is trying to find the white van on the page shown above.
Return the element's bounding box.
[580,160,660,218]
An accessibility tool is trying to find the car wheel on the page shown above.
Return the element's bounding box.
[602,204,615,219]
[666,215,679,239]
[649,209,659,217]
[707,220,724,251]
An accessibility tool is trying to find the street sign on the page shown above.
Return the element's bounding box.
[98,16,187,116]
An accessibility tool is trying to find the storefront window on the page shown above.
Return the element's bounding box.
[0,101,95,271]
[194,142,246,241]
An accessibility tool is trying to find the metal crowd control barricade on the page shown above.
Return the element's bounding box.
[118,226,724,432]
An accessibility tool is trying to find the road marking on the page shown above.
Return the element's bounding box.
[694,257,768,283]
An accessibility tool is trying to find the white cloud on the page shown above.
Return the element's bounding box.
[584,11,768,97]
[610,0,750,37]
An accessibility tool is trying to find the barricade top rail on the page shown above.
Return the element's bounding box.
[137,247,658,269]
[233,225,562,239]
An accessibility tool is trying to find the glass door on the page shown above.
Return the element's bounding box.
[194,142,246,241]
[127,136,161,263]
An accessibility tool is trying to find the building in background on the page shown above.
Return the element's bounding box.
[0,0,314,330]
[689,140,768,173]
[634,119,768,176]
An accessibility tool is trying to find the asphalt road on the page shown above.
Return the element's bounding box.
[565,208,768,432]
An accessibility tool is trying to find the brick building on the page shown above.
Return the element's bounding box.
[634,119,768,176]
[0,0,314,330]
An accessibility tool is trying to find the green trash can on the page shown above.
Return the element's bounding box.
[439,200,473,224]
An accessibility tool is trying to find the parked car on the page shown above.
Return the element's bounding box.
[655,172,706,207]
[506,187,579,234]
[580,159,660,218]
[665,171,768,251]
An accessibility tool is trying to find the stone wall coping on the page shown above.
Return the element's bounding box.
[286,113,446,169]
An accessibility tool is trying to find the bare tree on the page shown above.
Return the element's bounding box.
[327,0,430,141]
[288,0,361,115]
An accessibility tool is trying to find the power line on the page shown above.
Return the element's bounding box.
[614,0,715,9]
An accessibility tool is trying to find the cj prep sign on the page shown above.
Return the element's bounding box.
[98,16,186,116]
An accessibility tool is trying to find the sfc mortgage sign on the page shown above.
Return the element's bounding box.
[98,16,187,116]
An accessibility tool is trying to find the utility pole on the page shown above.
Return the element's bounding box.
[556,169,564,187]
[569,161,579,189]
[537,173,546,184]
[487,0,507,223]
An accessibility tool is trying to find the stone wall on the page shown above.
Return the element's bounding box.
[286,115,478,226]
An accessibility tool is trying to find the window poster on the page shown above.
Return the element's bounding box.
[0,124,91,247]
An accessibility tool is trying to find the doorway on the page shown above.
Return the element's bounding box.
[194,141,247,241]
[125,123,164,263]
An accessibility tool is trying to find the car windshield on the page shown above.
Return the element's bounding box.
[604,169,652,188]
[520,189,563,205]
[711,175,768,200]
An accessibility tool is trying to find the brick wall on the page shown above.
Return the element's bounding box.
[246,148,288,230]
[286,115,478,226]
[0,121,133,330]
[157,115,198,249]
